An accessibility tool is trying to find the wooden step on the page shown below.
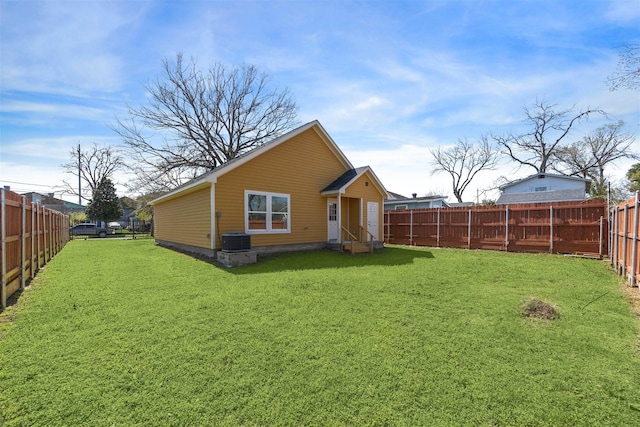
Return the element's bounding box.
[343,242,370,254]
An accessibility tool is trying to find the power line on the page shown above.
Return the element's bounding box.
[1,179,62,188]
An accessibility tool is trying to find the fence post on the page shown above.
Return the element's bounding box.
[505,205,509,252]
[623,203,629,277]
[610,208,615,268]
[468,208,472,249]
[1,188,6,309]
[386,210,390,243]
[21,195,26,290]
[46,207,50,261]
[410,210,414,246]
[549,205,554,254]
[437,207,440,247]
[36,204,41,271]
[31,201,36,277]
[614,205,620,271]
[599,216,604,259]
[630,192,639,287]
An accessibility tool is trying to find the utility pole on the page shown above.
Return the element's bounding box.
[77,144,82,205]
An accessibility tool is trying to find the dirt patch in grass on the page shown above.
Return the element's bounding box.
[522,298,560,320]
[623,286,640,319]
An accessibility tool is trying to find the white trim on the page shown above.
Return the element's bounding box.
[244,190,291,234]
[327,198,338,241]
[367,201,379,241]
[210,185,216,250]
[337,193,342,243]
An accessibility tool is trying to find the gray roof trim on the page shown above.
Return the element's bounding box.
[496,188,587,205]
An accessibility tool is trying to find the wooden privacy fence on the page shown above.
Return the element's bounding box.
[610,193,640,287]
[384,199,607,255]
[0,188,70,309]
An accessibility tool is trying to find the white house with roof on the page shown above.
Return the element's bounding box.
[384,192,449,210]
[496,173,591,205]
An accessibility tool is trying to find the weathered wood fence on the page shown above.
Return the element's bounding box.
[384,200,607,255]
[610,193,640,287]
[0,188,70,309]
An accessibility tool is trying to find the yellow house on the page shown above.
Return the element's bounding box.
[150,120,389,262]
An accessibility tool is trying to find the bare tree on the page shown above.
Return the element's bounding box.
[555,121,638,197]
[608,44,640,91]
[431,136,498,203]
[112,53,299,191]
[61,143,125,203]
[492,100,605,173]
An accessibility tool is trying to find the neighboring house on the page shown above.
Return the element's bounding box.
[384,192,449,210]
[22,192,85,214]
[447,202,475,207]
[150,120,389,259]
[496,173,591,205]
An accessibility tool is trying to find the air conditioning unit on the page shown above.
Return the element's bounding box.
[221,233,251,252]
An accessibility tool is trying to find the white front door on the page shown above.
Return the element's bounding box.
[328,199,338,241]
[367,202,379,240]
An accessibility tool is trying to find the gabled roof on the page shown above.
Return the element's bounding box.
[499,173,591,191]
[320,166,390,198]
[151,120,355,204]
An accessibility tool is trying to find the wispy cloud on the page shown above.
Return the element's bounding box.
[1,136,121,160]
[604,0,640,24]
[0,1,149,94]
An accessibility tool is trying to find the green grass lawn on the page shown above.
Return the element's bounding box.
[1,240,639,426]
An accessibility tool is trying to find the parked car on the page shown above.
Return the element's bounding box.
[70,223,115,238]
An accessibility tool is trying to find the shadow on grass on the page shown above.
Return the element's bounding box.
[227,246,434,275]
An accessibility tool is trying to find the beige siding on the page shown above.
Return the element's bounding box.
[154,186,212,249]
[214,127,348,248]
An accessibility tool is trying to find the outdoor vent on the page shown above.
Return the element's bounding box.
[221,233,251,252]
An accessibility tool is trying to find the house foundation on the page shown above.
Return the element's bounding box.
[216,250,257,267]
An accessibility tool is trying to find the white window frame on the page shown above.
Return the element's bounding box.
[395,204,409,210]
[245,190,290,234]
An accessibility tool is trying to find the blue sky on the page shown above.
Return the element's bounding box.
[1,0,639,203]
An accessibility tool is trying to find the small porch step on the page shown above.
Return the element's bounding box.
[342,242,370,254]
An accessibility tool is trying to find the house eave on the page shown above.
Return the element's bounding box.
[150,181,211,205]
[320,189,345,196]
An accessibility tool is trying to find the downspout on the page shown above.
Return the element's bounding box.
[337,193,342,244]
[210,185,216,252]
